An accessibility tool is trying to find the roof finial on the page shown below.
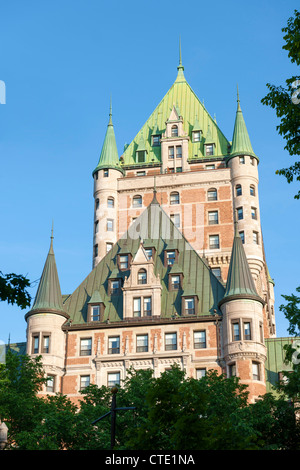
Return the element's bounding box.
[50,220,54,253]
[176,36,185,78]
[237,84,241,111]
[108,96,113,125]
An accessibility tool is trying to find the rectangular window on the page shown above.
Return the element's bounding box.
[252,362,260,381]
[165,333,177,351]
[80,375,90,390]
[212,267,221,280]
[94,221,99,233]
[185,297,195,315]
[171,275,180,290]
[251,207,257,220]
[136,334,148,353]
[32,335,39,354]
[107,219,114,231]
[206,164,215,170]
[80,338,92,356]
[253,231,259,244]
[137,151,146,163]
[232,322,240,341]
[46,375,55,392]
[94,244,98,257]
[176,146,182,158]
[106,242,113,253]
[108,372,120,388]
[167,250,176,265]
[168,147,174,159]
[209,235,220,249]
[133,297,141,317]
[136,170,146,176]
[170,213,180,228]
[239,156,245,164]
[120,255,128,269]
[196,368,206,379]
[207,189,217,201]
[243,322,251,340]
[108,337,120,354]
[176,167,182,173]
[228,363,236,377]
[111,279,120,295]
[170,192,180,204]
[239,231,245,244]
[145,248,153,260]
[104,169,109,177]
[92,305,100,321]
[193,131,201,142]
[208,211,218,225]
[42,335,50,354]
[205,144,214,156]
[237,207,243,220]
[143,297,152,316]
[152,135,160,146]
[194,330,206,349]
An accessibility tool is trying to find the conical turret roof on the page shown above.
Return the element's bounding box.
[93,101,123,175]
[229,87,257,160]
[219,224,264,307]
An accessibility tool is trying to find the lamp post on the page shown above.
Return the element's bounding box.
[0,420,8,450]
[92,387,135,449]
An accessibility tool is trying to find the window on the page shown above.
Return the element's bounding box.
[137,334,148,353]
[95,198,99,210]
[228,363,236,377]
[165,333,177,351]
[185,298,195,315]
[259,322,264,343]
[168,146,175,159]
[106,242,113,253]
[251,207,257,220]
[176,167,182,173]
[92,305,100,321]
[239,231,245,244]
[46,375,55,393]
[104,169,109,177]
[166,251,176,266]
[32,335,39,354]
[171,125,178,137]
[137,170,146,176]
[209,234,220,249]
[232,322,240,341]
[192,131,201,142]
[107,219,114,231]
[80,376,90,390]
[170,213,180,228]
[239,156,245,164]
[110,279,120,295]
[211,267,221,280]
[250,185,256,196]
[138,269,147,284]
[108,372,120,388]
[152,135,160,146]
[107,197,114,208]
[196,368,206,379]
[176,146,182,158]
[144,297,152,316]
[194,330,206,348]
[207,188,217,201]
[94,244,98,257]
[171,275,180,290]
[206,164,215,170]
[236,184,242,196]
[94,221,99,234]
[208,211,218,225]
[237,207,243,220]
[145,248,153,260]
[80,338,92,356]
[205,144,214,156]
[42,335,50,354]
[133,195,142,207]
[136,150,146,163]
[244,321,251,340]
[252,362,260,381]
[108,337,120,354]
[95,171,98,180]
[253,231,259,244]
[170,191,180,204]
[133,298,141,317]
[250,157,255,166]
[120,255,129,270]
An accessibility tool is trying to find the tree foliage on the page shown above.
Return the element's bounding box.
[0,271,31,310]
[261,10,300,199]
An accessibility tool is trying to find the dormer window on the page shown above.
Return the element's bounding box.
[144,247,155,260]
[165,250,176,266]
[136,150,146,163]
[171,125,178,137]
[192,130,201,142]
[119,254,129,270]
[170,274,181,290]
[205,144,214,156]
[91,305,100,321]
[110,279,121,295]
[138,269,147,284]
[152,135,161,146]
[184,298,195,315]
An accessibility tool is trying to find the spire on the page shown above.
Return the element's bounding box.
[229,86,257,160]
[29,228,65,314]
[93,100,123,175]
[219,224,264,307]
[175,37,186,83]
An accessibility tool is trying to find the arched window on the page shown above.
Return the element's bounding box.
[138,269,147,285]
[171,125,178,137]
[236,184,242,196]
[170,191,180,205]
[207,188,217,201]
[107,197,115,208]
[133,195,142,207]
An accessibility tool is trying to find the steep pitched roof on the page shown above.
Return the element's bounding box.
[219,224,264,307]
[63,196,225,324]
[27,232,68,317]
[121,57,230,167]
[93,101,123,175]
[229,88,257,161]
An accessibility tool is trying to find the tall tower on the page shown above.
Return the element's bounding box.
[25,229,68,394]
[92,102,124,267]
[219,225,267,402]
[227,89,264,283]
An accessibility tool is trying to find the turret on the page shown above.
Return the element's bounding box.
[25,228,69,394]
[227,88,264,282]
[219,225,267,402]
[92,101,124,267]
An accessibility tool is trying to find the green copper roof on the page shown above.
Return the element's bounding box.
[229,87,257,160]
[28,232,67,316]
[219,224,264,307]
[121,56,230,166]
[93,101,123,175]
[63,196,225,324]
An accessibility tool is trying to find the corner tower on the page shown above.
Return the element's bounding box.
[92,102,124,267]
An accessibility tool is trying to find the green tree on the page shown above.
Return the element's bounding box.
[261,10,300,199]
[0,271,31,309]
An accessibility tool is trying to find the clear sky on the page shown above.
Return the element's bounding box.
[0,0,299,344]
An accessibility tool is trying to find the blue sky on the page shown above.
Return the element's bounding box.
[0,0,299,343]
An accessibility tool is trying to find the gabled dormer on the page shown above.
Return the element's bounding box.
[122,241,162,319]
